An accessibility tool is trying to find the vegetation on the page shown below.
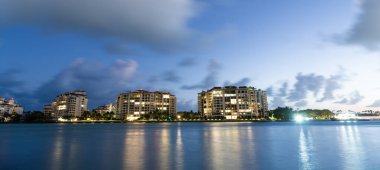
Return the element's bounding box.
[80,111,117,120]
[138,109,176,121]
[267,107,334,121]
[0,106,335,123]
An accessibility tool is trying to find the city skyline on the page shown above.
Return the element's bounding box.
[2,0,380,112]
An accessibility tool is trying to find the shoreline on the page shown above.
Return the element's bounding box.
[0,119,354,124]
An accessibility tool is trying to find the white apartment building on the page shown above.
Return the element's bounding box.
[116,90,176,121]
[198,86,268,119]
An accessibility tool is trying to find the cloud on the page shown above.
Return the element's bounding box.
[335,90,364,105]
[0,69,37,108]
[181,59,221,90]
[368,99,380,107]
[294,100,308,108]
[266,87,274,96]
[317,73,346,102]
[162,70,181,83]
[148,70,181,84]
[340,0,380,49]
[33,59,138,108]
[178,57,197,67]
[270,97,286,108]
[278,82,288,97]
[287,73,324,102]
[0,0,198,51]
[269,70,348,108]
[177,99,196,111]
[224,77,251,86]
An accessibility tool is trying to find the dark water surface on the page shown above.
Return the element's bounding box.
[1,121,379,170]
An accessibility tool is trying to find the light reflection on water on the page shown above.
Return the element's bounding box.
[1,122,380,170]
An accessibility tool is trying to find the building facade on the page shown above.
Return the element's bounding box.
[198,86,268,119]
[256,89,268,117]
[45,90,88,117]
[116,90,176,121]
[0,97,23,115]
[94,103,116,114]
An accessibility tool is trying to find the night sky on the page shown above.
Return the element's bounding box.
[1,0,380,112]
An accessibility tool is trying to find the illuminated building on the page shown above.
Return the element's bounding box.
[198,86,268,119]
[94,103,116,114]
[116,90,176,121]
[256,89,268,117]
[45,90,88,117]
[0,97,24,115]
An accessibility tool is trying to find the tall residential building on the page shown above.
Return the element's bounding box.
[116,90,176,121]
[0,97,24,115]
[256,89,268,117]
[198,86,268,119]
[45,90,88,117]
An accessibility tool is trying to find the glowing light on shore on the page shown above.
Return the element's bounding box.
[295,115,304,123]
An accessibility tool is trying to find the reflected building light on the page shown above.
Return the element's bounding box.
[338,125,364,169]
[123,130,145,169]
[159,128,170,170]
[50,129,64,170]
[299,128,314,169]
[175,128,184,170]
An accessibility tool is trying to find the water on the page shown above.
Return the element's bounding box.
[1,121,379,170]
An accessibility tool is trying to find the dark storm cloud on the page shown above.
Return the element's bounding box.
[0,0,198,52]
[287,73,324,102]
[178,57,197,67]
[368,99,380,107]
[33,59,138,108]
[181,59,221,90]
[223,77,251,86]
[339,0,380,49]
[335,90,364,105]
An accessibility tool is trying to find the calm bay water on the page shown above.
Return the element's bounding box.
[1,121,379,170]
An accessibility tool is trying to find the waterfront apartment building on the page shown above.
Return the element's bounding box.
[45,90,88,117]
[256,89,268,117]
[0,97,23,115]
[198,86,268,119]
[116,90,176,121]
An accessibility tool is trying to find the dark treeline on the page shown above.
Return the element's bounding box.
[267,107,334,121]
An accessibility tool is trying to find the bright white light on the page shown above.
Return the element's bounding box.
[295,115,304,122]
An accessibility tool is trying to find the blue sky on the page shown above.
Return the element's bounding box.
[1,0,380,111]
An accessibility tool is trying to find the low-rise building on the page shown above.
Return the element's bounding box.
[116,90,176,121]
[0,97,23,115]
[94,103,116,114]
[198,86,268,119]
